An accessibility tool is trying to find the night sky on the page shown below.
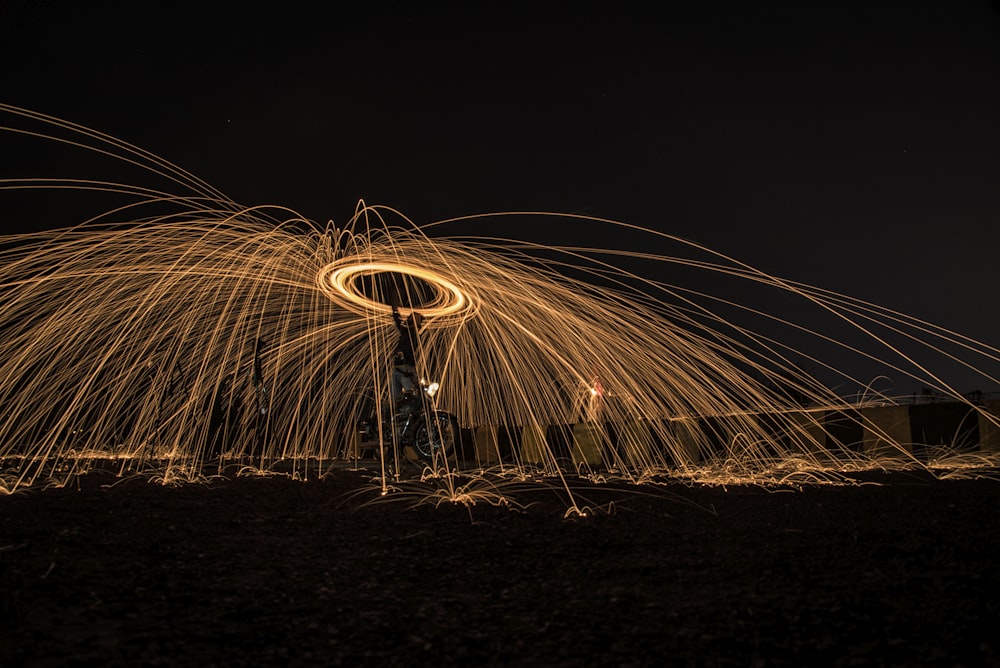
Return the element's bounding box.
[2,1,999,393]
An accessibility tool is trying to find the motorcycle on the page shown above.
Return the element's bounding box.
[357,373,459,462]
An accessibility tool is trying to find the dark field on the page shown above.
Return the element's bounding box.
[2,467,998,667]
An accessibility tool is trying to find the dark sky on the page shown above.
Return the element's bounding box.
[2,1,999,392]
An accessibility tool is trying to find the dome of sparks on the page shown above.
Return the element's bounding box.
[2,102,999,494]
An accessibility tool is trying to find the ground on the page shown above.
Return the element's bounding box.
[2,465,998,667]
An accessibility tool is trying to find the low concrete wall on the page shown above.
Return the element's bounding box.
[785,410,828,455]
[520,424,548,465]
[461,401,998,468]
[978,400,1000,453]
[909,403,980,451]
[473,426,501,464]
[571,422,604,467]
[862,405,913,457]
[670,418,703,465]
[614,419,655,469]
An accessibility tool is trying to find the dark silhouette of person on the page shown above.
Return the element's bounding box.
[388,294,425,412]
[392,306,423,369]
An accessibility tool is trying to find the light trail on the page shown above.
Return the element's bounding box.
[1,102,999,499]
[317,260,477,323]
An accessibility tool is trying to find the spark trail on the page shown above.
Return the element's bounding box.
[1,103,998,495]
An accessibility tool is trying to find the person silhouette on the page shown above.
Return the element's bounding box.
[392,305,423,369]
[389,296,424,412]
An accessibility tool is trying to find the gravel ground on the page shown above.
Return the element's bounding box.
[2,466,999,667]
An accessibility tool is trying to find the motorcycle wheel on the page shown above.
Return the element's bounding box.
[412,412,458,461]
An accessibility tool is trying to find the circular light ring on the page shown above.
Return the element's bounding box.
[317,260,478,324]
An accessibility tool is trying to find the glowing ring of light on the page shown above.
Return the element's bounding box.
[317,261,477,323]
